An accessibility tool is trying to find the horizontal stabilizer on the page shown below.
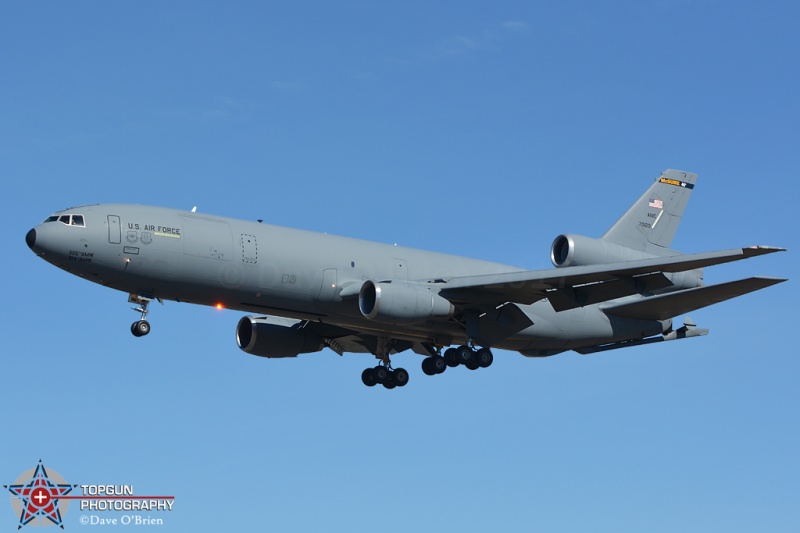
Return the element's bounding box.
[603,277,787,320]
[441,246,786,307]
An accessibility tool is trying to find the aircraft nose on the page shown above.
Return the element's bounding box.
[26,228,36,249]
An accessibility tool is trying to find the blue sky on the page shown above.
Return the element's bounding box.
[2,1,797,531]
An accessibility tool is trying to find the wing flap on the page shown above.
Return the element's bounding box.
[441,246,785,307]
[602,277,787,320]
[547,272,674,311]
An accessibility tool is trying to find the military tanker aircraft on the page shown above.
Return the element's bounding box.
[26,170,786,388]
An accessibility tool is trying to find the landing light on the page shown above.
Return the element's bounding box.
[216,303,224,310]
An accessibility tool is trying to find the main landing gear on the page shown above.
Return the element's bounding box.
[361,362,410,389]
[129,294,153,337]
[361,338,409,390]
[360,344,494,389]
[422,345,493,376]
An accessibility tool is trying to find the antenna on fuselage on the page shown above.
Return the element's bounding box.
[191,206,197,213]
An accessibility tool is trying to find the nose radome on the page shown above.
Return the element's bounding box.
[26,228,36,249]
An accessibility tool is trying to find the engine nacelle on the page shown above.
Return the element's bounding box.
[551,234,704,290]
[550,234,654,268]
[236,316,324,358]
[359,280,454,325]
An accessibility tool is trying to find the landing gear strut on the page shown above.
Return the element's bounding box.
[129,294,153,337]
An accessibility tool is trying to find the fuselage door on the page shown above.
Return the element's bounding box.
[316,268,338,305]
[108,215,121,244]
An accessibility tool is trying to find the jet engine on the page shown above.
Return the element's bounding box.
[550,234,703,290]
[359,280,454,325]
[550,234,655,267]
[236,316,324,358]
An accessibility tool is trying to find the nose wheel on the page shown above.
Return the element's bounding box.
[129,293,155,337]
[131,320,151,337]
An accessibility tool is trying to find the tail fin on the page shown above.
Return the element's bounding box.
[602,169,697,254]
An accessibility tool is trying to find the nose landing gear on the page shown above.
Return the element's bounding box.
[129,293,155,337]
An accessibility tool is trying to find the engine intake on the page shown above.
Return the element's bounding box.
[551,234,655,268]
[236,316,324,358]
[359,280,454,325]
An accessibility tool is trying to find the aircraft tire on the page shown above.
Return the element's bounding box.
[455,346,472,365]
[465,359,480,370]
[361,368,377,387]
[373,366,388,383]
[430,355,446,374]
[444,348,459,367]
[393,368,409,387]
[132,320,150,337]
[475,348,493,368]
[382,376,396,389]
[421,357,436,376]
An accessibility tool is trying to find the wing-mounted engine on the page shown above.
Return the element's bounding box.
[550,234,655,268]
[359,280,454,325]
[236,316,324,358]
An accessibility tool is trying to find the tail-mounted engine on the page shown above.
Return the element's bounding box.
[550,234,703,290]
[550,234,655,268]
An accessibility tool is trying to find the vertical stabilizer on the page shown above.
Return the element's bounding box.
[602,169,697,254]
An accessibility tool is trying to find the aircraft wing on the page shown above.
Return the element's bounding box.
[440,246,785,308]
[601,277,787,320]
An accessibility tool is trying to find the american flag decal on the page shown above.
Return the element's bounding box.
[648,198,663,209]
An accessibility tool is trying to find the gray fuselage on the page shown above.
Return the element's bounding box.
[27,204,669,355]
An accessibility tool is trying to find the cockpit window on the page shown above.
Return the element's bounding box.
[44,214,86,227]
